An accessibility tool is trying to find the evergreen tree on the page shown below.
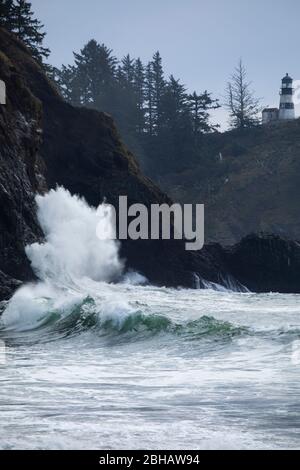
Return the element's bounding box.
[161,75,190,129]
[151,51,166,133]
[114,62,140,139]
[145,62,154,136]
[73,39,117,109]
[121,54,135,88]
[115,65,124,85]
[188,91,220,136]
[133,58,145,134]
[225,59,261,129]
[116,55,139,133]
[0,0,14,30]
[11,0,50,62]
[156,76,194,172]
[57,64,82,106]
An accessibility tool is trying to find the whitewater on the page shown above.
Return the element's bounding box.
[0,187,300,450]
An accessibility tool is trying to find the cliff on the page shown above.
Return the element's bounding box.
[0,33,47,300]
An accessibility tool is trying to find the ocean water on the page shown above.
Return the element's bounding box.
[0,188,300,450]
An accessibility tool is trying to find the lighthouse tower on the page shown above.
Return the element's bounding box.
[279,73,295,120]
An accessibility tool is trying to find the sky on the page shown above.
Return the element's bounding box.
[31,0,300,129]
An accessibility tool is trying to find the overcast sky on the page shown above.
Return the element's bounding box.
[31,0,300,129]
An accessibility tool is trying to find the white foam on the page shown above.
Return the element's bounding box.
[26,187,123,284]
[1,187,129,329]
[0,280,86,331]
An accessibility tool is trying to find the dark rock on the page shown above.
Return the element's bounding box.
[0,30,47,301]
[225,234,300,293]
[0,269,22,301]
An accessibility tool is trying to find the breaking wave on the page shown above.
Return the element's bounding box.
[0,292,247,341]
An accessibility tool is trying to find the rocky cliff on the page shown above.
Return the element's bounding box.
[0,32,47,300]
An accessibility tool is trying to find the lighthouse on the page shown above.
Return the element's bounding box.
[278,73,295,120]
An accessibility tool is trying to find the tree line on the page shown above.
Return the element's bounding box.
[50,41,222,174]
[0,1,262,176]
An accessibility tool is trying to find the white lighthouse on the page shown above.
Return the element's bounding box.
[278,73,295,120]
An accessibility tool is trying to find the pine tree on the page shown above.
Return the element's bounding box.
[114,60,140,138]
[116,65,124,84]
[145,62,154,136]
[73,39,117,109]
[11,0,50,62]
[0,0,14,30]
[57,40,118,112]
[161,75,190,129]
[121,54,135,88]
[155,75,194,172]
[188,91,220,136]
[151,51,166,133]
[225,59,261,129]
[133,58,145,134]
[57,65,82,106]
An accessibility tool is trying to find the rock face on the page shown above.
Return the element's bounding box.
[0,32,46,300]
[224,234,300,293]
[1,27,300,298]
